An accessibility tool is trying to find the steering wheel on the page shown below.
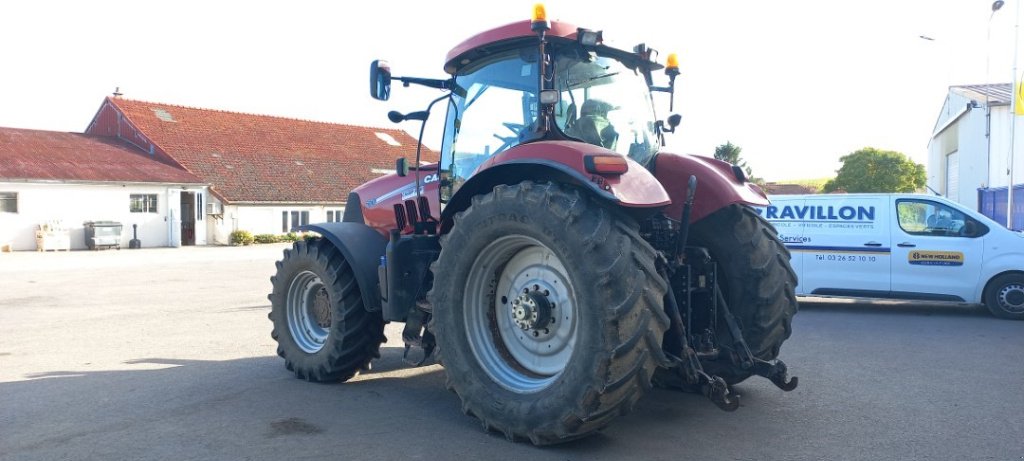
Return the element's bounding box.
[492,122,526,155]
[563,102,578,133]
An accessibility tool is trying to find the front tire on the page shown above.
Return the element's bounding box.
[428,182,669,445]
[984,273,1024,320]
[268,239,385,382]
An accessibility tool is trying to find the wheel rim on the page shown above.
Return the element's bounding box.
[997,282,1024,314]
[463,235,578,394]
[287,270,332,353]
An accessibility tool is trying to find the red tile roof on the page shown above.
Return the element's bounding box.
[99,97,437,204]
[0,127,203,184]
[762,183,819,195]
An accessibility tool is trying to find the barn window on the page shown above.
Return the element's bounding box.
[0,192,17,213]
[130,194,158,213]
[282,210,311,232]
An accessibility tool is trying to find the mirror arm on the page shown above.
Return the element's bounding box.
[650,72,678,110]
[394,76,454,91]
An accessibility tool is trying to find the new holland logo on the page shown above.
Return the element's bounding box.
[908,250,964,266]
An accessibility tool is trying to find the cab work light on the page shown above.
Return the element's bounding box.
[584,155,629,175]
[577,28,603,46]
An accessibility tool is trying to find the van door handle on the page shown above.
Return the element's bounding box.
[864,241,883,247]
[897,242,916,248]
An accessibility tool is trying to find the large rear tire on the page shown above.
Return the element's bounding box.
[686,204,798,385]
[428,182,669,445]
[268,239,385,382]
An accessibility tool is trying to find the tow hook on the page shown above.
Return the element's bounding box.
[751,358,799,391]
[401,302,435,367]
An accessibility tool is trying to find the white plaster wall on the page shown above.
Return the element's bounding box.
[0,182,199,251]
[988,106,1024,190]
[954,110,989,210]
[208,204,348,244]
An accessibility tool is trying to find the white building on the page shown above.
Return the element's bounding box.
[929,84,1023,230]
[85,96,431,244]
[0,128,208,251]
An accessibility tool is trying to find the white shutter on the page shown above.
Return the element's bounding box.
[945,151,959,201]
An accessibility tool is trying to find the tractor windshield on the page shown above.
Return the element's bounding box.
[440,44,660,192]
[554,52,660,165]
[441,49,537,189]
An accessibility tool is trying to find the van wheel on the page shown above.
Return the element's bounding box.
[984,273,1024,320]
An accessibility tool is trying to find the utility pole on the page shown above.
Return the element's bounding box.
[994,0,1019,230]
[1011,0,1020,229]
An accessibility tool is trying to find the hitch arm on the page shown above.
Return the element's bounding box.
[715,283,798,392]
[659,263,741,412]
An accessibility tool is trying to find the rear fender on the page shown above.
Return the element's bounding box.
[654,152,769,223]
[297,222,386,313]
[442,141,670,223]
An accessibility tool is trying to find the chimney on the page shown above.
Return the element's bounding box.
[112,87,123,98]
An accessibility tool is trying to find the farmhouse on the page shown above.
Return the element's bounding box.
[0,95,432,250]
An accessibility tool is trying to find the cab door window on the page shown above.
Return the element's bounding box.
[896,199,988,238]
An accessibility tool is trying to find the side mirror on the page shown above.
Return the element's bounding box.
[667,114,681,130]
[396,157,408,177]
[660,114,682,133]
[370,60,392,101]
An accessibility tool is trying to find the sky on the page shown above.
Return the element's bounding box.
[1,0,1020,181]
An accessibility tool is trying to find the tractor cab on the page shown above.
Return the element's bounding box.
[440,26,665,188]
[370,14,680,206]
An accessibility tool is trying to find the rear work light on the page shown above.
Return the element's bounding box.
[584,155,629,175]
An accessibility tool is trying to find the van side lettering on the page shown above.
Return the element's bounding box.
[762,205,876,222]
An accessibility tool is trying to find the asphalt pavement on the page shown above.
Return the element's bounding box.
[1,245,1022,460]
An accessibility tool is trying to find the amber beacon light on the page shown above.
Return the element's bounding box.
[531,4,549,32]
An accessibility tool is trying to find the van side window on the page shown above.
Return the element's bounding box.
[896,199,988,238]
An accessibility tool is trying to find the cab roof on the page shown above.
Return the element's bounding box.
[444,20,581,75]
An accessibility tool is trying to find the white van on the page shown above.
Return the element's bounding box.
[757,193,1024,319]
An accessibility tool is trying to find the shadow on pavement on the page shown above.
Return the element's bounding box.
[0,344,788,461]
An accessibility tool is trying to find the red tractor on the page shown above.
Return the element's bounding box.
[269,7,798,445]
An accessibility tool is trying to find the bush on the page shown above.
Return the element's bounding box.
[303,231,321,241]
[254,233,281,244]
[282,232,302,242]
[229,230,255,246]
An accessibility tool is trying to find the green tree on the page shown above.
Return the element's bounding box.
[714,141,761,184]
[823,147,926,193]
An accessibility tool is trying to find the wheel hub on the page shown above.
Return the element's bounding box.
[286,270,331,354]
[511,290,553,331]
[999,283,1024,312]
[463,236,578,393]
[313,288,332,328]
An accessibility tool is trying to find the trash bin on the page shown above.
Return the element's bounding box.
[83,221,123,250]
